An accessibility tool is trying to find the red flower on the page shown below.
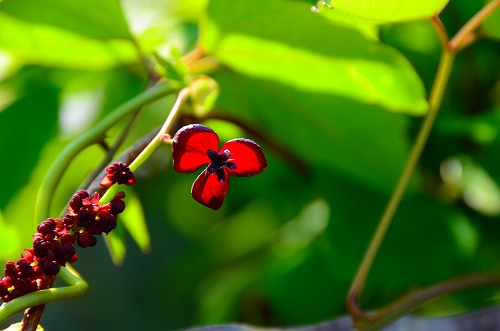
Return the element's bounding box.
[172,124,267,210]
[100,162,136,188]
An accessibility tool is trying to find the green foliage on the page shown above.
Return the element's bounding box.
[0,12,138,69]
[0,0,499,330]
[201,0,428,114]
[0,0,131,39]
[317,0,449,23]
[483,1,500,39]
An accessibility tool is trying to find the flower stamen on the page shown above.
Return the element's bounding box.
[206,149,237,182]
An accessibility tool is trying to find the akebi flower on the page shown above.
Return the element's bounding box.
[1,160,134,303]
[100,161,136,188]
[0,188,128,303]
[172,124,267,210]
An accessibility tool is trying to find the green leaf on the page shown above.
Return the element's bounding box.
[441,156,500,216]
[482,0,500,40]
[0,210,20,261]
[201,0,428,114]
[197,262,260,324]
[120,188,151,254]
[204,202,277,261]
[104,227,127,266]
[0,76,59,209]
[318,0,449,23]
[313,2,379,40]
[213,71,416,193]
[0,0,131,39]
[0,13,139,69]
[102,188,151,265]
[187,75,220,117]
[264,246,347,324]
[273,199,330,255]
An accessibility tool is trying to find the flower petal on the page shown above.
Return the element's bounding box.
[99,176,114,188]
[191,170,229,210]
[172,124,220,173]
[221,139,267,177]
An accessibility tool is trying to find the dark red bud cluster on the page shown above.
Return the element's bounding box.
[99,161,137,188]
[64,190,125,247]
[0,163,135,303]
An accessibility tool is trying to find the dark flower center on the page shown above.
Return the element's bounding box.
[107,162,134,185]
[206,149,237,182]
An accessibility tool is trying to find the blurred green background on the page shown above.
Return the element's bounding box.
[0,0,499,330]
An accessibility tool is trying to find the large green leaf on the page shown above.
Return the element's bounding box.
[0,0,131,39]
[318,0,449,23]
[482,0,500,40]
[0,13,139,69]
[0,210,20,261]
[0,75,59,209]
[313,2,379,40]
[201,0,428,114]
[104,227,127,266]
[212,70,416,194]
[120,188,151,254]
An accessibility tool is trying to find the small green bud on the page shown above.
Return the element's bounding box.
[187,75,219,117]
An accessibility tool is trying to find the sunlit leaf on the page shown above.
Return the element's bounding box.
[104,227,127,266]
[101,188,151,265]
[201,0,428,114]
[482,0,500,40]
[120,188,151,254]
[0,0,131,39]
[0,210,20,261]
[313,2,379,39]
[0,78,59,209]
[213,71,416,193]
[441,156,500,216]
[318,0,449,23]
[0,13,139,69]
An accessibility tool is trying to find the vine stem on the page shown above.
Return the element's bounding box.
[346,48,455,325]
[347,1,500,327]
[78,109,141,193]
[34,82,180,222]
[6,82,180,330]
[431,16,449,46]
[99,87,190,204]
[450,0,499,51]
[363,273,500,331]
[0,266,88,325]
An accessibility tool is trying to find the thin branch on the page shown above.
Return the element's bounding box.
[364,274,500,331]
[346,40,455,328]
[86,127,160,196]
[19,276,55,331]
[79,110,141,193]
[450,0,500,51]
[346,1,500,327]
[99,87,191,204]
[431,15,450,50]
[34,82,180,223]
[23,83,179,329]
[0,266,88,325]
